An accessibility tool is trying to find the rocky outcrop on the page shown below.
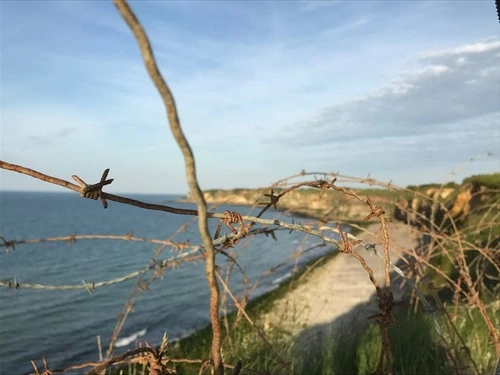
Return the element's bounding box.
[186,174,498,226]
[191,188,395,222]
[394,181,495,228]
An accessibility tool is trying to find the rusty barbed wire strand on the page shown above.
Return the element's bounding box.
[0,160,200,215]
[87,346,156,375]
[105,220,195,358]
[0,246,204,291]
[0,161,352,247]
[0,227,285,292]
[0,227,288,251]
[0,234,191,250]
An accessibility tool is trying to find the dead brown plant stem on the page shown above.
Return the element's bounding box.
[450,216,500,356]
[380,216,391,289]
[429,286,481,374]
[87,347,155,375]
[215,270,290,371]
[112,1,223,372]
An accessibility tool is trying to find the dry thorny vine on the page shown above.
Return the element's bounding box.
[2,0,499,374]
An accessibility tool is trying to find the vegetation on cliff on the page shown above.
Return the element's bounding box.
[170,172,499,374]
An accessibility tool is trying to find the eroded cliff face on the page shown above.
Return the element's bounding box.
[193,177,497,225]
[394,182,495,228]
[199,189,395,222]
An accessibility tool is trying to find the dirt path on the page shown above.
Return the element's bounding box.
[262,221,420,339]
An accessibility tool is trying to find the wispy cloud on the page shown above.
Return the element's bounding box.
[270,40,499,145]
[1,1,499,192]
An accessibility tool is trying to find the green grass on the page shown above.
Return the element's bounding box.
[463,173,500,189]
[291,304,498,375]
[171,247,342,373]
[292,311,451,375]
[169,288,498,374]
[116,174,500,374]
[111,280,498,374]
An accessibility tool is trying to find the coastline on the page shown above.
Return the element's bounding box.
[178,187,400,223]
[261,221,419,341]
[174,218,420,370]
[175,204,419,353]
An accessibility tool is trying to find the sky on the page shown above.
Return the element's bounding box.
[1,0,499,194]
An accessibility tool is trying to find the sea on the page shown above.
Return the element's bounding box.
[0,191,339,375]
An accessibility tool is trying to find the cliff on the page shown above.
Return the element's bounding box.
[184,173,499,225]
[189,187,405,222]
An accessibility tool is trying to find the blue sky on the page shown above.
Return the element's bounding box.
[1,1,499,194]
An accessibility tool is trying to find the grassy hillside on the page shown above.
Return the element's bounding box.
[115,173,499,374]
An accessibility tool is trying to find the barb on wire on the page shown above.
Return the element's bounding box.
[257,178,337,216]
[352,226,452,351]
[0,160,357,248]
[214,210,247,240]
[363,197,389,222]
[337,223,362,255]
[0,246,204,291]
[0,233,192,251]
[0,160,201,216]
[72,168,113,208]
[0,236,16,252]
[263,189,280,209]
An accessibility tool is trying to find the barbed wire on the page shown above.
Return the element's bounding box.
[0,234,191,252]
[2,0,498,369]
[0,226,296,291]
[0,246,204,291]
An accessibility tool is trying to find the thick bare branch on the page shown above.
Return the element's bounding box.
[112,1,223,372]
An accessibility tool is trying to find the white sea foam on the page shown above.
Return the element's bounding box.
[272,272,292,285]
[115,328,147,348]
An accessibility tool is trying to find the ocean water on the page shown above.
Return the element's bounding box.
[0,192,338,374]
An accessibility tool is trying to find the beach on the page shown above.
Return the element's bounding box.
[262,221,420,343]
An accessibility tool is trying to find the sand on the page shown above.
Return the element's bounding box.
[262,221,420,342]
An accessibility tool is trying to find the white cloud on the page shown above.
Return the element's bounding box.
[421,40,500,57]
[270,40,500,146]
